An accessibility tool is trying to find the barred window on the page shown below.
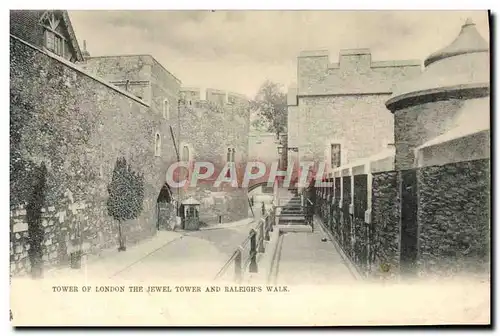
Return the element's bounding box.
[331,144,341,168]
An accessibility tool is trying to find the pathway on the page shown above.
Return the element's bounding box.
[273,219,356,285]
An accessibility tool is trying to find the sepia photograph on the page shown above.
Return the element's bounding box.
[8,8,491,327]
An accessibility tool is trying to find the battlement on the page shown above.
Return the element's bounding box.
[297,48,422,96]
[180,87,249,106]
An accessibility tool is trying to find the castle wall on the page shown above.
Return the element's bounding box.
[417,159,490,276]
[81,55,154,104]
[10,37,176,275]
[79,57,251,225]
[289,49,421,169]
[248,132,279,164]
[176,88,251,224]
[295,94,395,167]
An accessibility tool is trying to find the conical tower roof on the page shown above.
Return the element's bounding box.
[424,18,489,67]
[386,18,490,111]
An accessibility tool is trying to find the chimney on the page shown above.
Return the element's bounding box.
[82,39,91,60]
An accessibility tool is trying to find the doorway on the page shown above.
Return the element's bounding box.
[157,183,174,230]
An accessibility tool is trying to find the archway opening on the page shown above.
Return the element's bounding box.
[156,183,174,230]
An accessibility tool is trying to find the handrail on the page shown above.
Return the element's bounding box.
[214,207,275,283]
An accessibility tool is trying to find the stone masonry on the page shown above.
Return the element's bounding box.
[417,159,490,276]
[176,89,251,224]
[10,11,252,276]
[10,36,171,275]
[288,49,421,170]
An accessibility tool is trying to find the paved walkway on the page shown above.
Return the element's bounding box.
[274,219,357,285]
[11,217,262,326]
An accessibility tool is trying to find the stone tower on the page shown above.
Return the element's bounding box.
[386,18,490,170]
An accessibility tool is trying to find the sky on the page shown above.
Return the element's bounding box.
[68,10,490,99]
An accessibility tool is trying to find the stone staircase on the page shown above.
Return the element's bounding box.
[277,192,305,225]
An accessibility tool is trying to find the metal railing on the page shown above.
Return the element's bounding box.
[214,207,275,284]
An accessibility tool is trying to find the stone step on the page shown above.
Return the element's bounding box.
[278,215,305,222]
[279,200,301,204]
[282,206,302,209]
[280,201,302,206]
[281,209,304,214]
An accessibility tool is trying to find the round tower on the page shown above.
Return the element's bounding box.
[386,18,489,170]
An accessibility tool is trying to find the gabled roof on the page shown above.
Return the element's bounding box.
[60,11,84,62]
[40,10,84,62]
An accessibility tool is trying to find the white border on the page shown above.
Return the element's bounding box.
[3,3,498,334]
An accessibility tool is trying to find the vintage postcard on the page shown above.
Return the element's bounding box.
[9,9,491,326]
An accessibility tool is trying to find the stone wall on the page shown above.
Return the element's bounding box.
[10,37,174,275]
[80,57,252,225]
[81,55,154,104]
[371,171,401,276]
[248,132,279,166]
[297,49,421,96]
[289,49,421,168]
[393,99,464,170]
[417,159,490,276]
[296,94,395,167]
[177,93,251,224]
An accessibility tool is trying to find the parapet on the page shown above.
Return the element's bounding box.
[300,48,421,70]
[297,48,422,95]
[180,87,249,106]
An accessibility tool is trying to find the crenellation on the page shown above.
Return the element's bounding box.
[297,48,422,96]
[180,87,249,107]
[291,47,422,170]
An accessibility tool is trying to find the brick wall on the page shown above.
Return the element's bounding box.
[10,37,175,275]
[417,159,490,276]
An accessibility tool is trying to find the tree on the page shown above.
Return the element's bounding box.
[250,80,287,136]
[107,157,145,251]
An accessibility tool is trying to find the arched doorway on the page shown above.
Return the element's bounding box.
[157,183,174,230]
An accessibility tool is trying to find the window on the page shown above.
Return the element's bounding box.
[44,30,64,56]
[226,147,235,162]
[182,145,190,162]
[155,133,161,157]
[163,99,170,120]
[226,147,235,177]
[40,11,65,57]
[331,144,341,168]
